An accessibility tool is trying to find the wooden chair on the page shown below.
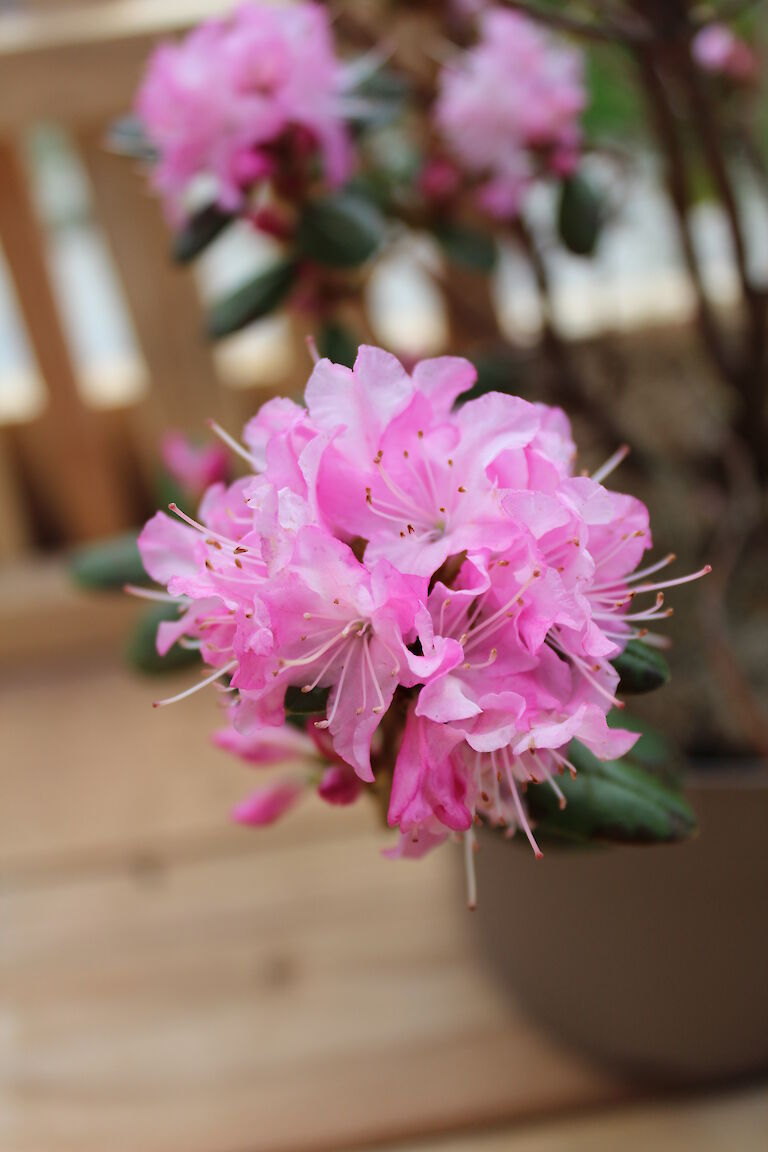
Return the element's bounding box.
[0,1,292,554]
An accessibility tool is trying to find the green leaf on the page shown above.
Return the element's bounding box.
[106,115,156,160]
[317,320,359,368]
[582,45,645,142]
[612,639,671,694]
[125,602,202,675]
[455,346,526,406]
[69,532,146,590]
[557,173,602,258]
[349,67,410,129]
[284,684,329,716]
[525,741,697,847]
[207,260,297,338]
[173,204,233,264]
[433,222,497,273]
[607,710,673,772]
[296,192,385,268]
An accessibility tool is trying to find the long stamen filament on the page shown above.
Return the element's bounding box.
[207,419,259,468]
[153,660,237,708]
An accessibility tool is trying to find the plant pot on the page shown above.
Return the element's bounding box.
[471,764,768,1084]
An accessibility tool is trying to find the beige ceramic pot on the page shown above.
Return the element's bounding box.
[472,768,768,1084]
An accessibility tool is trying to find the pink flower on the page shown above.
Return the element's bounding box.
[306,349,566,577]
[161,431,230,498]
[136,2,353,218]
[233,782,304,826]
[435,8,586,219]
[137,343,707,899]
[693,24,759,83]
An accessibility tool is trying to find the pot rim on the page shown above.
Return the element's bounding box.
[685,758,768,790]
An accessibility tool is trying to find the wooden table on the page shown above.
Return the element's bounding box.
[1,642,765,1152]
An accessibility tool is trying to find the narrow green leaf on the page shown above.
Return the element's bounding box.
[284,684,330,716]
[607,710,673,772]
[106,115,156,160]
[317,320,359,368]
[69,533,146,590]
[125,603,202,675]
[173,204,233,263]
[455,346,525,406]
[613,639,671,694]
[296,192,385,268]
[433,222,497,273]
[557,173,602,258]
[525,741,697,846]
[207,260,297,338]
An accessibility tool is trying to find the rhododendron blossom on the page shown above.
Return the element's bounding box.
[136,1,353,218]
[435,8,586,218]
[161,431,230,498]
[693,24,759,83]
[138,345,708,904]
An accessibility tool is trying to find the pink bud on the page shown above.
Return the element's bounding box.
[232,782,303,827]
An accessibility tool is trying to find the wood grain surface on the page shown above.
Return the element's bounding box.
[0,650,763,1152]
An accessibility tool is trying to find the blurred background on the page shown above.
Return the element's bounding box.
[0,1,766,1150]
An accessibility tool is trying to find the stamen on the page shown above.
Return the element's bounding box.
[550,640,624,709]
[551,749,578,779]
[591,444,629,485]
[315,645,354,729]
[462,648,497,671]
[305,333,320,364]
[280,626,351,669]
[374,454,428,520]
[301,638,352,694]
[362,634,387,713]
[464,824,477,911]
[631,565,712,595]
[168,503,244,552]
[463,571,541,652]
[206,420,259,468]
[152,660,237,708]
[503,750,542,858]
[124,585,185,604]
[591,553,676,592]
[532,751,566,810]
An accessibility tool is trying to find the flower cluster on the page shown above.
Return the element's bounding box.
[434,8,586,219]
[161,431,230,500]
[139,347,706,892]
[693,23,759,84]
[135,2,352,219]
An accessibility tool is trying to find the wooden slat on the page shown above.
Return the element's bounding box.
[0,814,627,1152]
[0,1,282,133]
[367,1087,768,1152]
[77,124,222,476]
[0,434,31,560]
[0,559,137,666]
[0,650,629,1152]
[0,139,135,542]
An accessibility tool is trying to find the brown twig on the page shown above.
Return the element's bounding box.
[698,430,768,761]
[636,47,737,383]
[500,0,646,43]
[511,216,637,453]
